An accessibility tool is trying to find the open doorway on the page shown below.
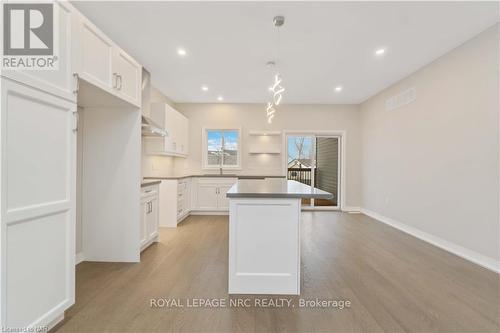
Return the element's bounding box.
[286,133,341,210]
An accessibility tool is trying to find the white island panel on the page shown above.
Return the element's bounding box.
[228,198,301,295]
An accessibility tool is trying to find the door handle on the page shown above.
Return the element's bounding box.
[117,74,123,90]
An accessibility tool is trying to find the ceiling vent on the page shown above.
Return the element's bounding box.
[385,87,416,111]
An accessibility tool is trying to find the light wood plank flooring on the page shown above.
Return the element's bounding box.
[54,212,500,333]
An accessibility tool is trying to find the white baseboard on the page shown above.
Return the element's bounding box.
[343,206,361,213]
[47,313,65,331]
[75,252,85,265]
[361,208,500,274]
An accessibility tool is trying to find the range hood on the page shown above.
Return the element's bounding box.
[141,68,167,137]
[142,115,168,137]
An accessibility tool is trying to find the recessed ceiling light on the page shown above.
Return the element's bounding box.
[335,86,343,92]
[217,96,223,101]
[177,48,187,56]
[375,48,386,56]
[201,85,208,92]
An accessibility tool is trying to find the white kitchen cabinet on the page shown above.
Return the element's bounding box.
[153,178,190,228]
[140,184,159,251]
[217,184,234,210]
[140,197,148,247]
[112,47,142,106]
[74,13,114,92]
[73,10,141,107]
[180,112,189,155]
[195,183,219,211]
[0,1,77,102]
[146,103,189,157]
[1,77,76,329]
[177,179,191,219]
[192,178,237,211]
[147,193,159,240]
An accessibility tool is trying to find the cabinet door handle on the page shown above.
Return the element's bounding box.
[73,73,79,94]
[73,111,79,132]
[118,74,123,90]
[112,72,118,89]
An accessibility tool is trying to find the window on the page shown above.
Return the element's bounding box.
[203,128,241,169]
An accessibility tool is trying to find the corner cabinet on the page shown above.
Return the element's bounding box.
[72,11,141,107]
[141,184,159,251]
[145,103,189,157]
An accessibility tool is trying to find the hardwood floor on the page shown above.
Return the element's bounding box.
[54,212,500,333]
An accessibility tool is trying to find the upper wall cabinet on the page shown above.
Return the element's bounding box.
[145,103,189,157]
[113,48,141,105]
[73,11,141,107]
[0,1,77,102]
[75,15,114,91]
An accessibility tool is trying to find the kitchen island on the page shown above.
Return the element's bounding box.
[226,178,333,295]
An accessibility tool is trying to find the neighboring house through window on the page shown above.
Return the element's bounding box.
[203,128,241,169]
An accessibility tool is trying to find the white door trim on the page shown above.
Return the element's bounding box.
[282,130,346,211]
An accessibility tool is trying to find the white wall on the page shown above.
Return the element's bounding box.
[175,104,362,208]
[360,25,500,266]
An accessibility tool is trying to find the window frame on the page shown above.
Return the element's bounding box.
[202,127,242,170]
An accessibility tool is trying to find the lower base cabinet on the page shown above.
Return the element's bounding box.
[141,184,159,250]
[192,178,238,211]
[154,178,191,228]
[144,177,238,230]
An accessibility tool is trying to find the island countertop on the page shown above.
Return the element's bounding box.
[226,179,333,199]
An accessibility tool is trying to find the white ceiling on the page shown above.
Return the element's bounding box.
[72,1,499,104]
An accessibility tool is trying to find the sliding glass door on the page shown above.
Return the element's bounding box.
[286,134,340,209]
[286,135,315,206]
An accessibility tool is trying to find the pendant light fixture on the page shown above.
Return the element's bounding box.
[266,15,285,124]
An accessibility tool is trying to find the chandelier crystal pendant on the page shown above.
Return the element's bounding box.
[266,16,285,124]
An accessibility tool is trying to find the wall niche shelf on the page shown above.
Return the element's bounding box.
[249,143,281,154]
[248,130,282,136]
